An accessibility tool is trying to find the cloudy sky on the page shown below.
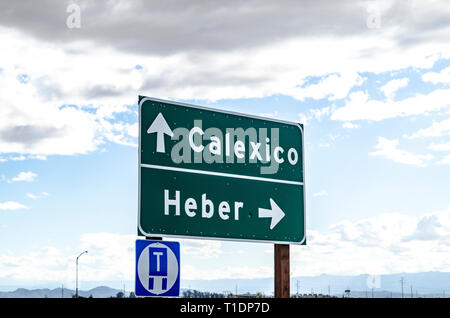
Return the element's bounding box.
[1,0,450,292]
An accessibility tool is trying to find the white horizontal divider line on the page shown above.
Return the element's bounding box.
[141,163,304,186]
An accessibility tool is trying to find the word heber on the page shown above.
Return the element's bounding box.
[164,189,244,221]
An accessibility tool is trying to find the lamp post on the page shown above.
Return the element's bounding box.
[75,250,88,298]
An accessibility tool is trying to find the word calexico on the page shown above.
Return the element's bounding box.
[171,120,299,175]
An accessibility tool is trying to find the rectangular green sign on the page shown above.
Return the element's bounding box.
[138,96,306,244]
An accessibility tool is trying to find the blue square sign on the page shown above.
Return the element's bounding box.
[135,240,180,297]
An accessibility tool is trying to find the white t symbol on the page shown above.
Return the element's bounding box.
[153,252,163,272]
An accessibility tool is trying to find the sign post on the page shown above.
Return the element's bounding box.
[274,244,290,298]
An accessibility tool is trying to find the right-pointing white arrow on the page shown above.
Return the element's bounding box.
[147,113,174,153]
[258,198,285,230]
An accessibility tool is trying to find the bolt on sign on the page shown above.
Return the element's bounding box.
[138,96,306,244]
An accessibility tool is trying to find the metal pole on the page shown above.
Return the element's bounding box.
[146,237,162,241]
[400,277,404,298]
[274,244,290,298]
[76,257,78,298]
[75,251,88,298]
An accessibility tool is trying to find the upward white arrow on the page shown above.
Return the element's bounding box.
[258,198,285,230]
[147,113,174,153]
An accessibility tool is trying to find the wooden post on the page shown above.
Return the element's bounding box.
[274,244,290,298]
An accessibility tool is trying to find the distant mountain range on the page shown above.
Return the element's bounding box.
[1,271,449,298]
[183,271,450,297]
[0,286,126,298]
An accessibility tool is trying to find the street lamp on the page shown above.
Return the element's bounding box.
[75,250,88,298]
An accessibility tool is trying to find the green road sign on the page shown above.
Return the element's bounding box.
[138,96,305,244]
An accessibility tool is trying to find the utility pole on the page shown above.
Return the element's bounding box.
[410,286,413,298]
[400,277,404,298]
[328,285,330,297]
[62,284,64,298]
[296,280,299,296]
[372,288,374,298]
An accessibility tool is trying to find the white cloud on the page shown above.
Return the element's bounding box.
[298,113,311,125]
[0,155,48,162]
[423,66,450,84]
[342,122,360,129]
[181,239,222,259]
[290,73,364,101]
[10,155,47,161]
[0,3,450,159]
[9,155,26,161]
[380,77,409,99]
[332,89,450,122]
[438,154,450,165]
[0,29,140,157]
[8,171,37,183]
[298,106,331,125]
[0,201,29,211]
[328,134,340,142]
[404,118,450,139]
[76,233,136,283]
[311,107,331,121]
[26,192,49,200]
[259,111,279,119]
[404,212,450,241]
[428,141,450,151]
[369,137,434,167]
[313,190,328,197]
[0,246,73,283]
[291,207,450,276]
[29,155,47,160]
[2,206,450,282]
[126,123,139,139]
[0,233,224,284]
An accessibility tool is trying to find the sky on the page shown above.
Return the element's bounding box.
[0,0,450,292]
